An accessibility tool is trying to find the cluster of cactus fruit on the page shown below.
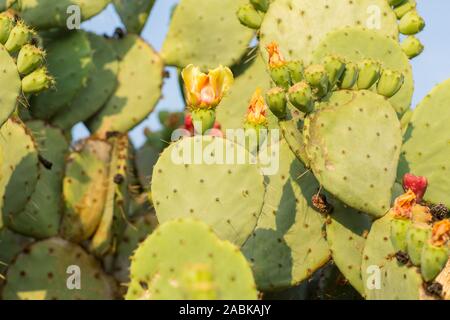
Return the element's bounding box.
[0,0,448,300]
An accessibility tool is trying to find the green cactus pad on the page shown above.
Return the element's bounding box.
[260,0,398,65]
[30,31,93,120]
[113,0,156,34]
[2,238,117,300]
[52,33,119,130]
[0,228,34,283]
[398,79,450,208]
[0,118,40,226]
[326,202,372,296]
[304,90,402,217]
[152,136,265,246]
[312,27,414,115]
[161,0,254,69]
[6,121,68,239]
[113,214,157,284]
[279,105,309,166]
[361,213,431,300]
[60,139,112,243]
[18,0,111,30]
[242,139,330,291]
[87,35,163,137]
[89,135,134,257]
[0,44,21,127]
[125,219,258,300]
[216,51,277,131]
[135,143,160,188]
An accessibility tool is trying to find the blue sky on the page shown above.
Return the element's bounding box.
[79,0,450,147]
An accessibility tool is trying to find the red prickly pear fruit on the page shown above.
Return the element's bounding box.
[183,113,194,135]
[402,173,428,202]
[213,121,221,130]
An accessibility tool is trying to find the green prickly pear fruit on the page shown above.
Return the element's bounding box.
[0,12,15,44]
[406,224,431,266]
[393,0,416,19]
[421,243,449,282]
[357,59,381,90]
[420,220,450,282]
[401,36,424,59]
[265,87,287,119]
[323,55,346,87]
[21,67,54,94]
[17,44,45,75]
[237,4,262,29]
[269,65,291,89]
[338,62,358,89]
[377,69,405,98]
[4,21,34,53]
[286,60,304,83]
[304,64,329,98]
[399,11,425,35]
[191,109,216,134]
[391,218,412,253]
[388,0,406,6]
[250,0,270,13]
[288,81,314,114]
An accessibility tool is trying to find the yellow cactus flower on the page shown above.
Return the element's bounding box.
[431,219,450,247]
[246,88,268,126]
[181,64,234,110]
[393,189,416,219]
[266,41,286,68]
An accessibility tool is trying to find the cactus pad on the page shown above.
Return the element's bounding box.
[161,0,254,70]
[52,33,119,130]
[312,27,413,115]
[2,238,117,300]
[260,0,398,65]
[242,139,330,291]
[125,219,258,300]
[0,118,40,226]
[87,35,163,137]
[31,31,93,120]
[61,139,112,242]
[361,213,430,300]
[152,136,265,246]
[7,121,68,238]
[113,0,156,34]
[0,44,21,126]
[326,201,372,296]
[304,90,402,217]
[113,214,157,283]
[398,79,450,208]
[279,106,309,165]
[18,0,111,30]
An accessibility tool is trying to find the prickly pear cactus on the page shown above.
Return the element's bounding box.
[86,34,163,137]
[312,27,414,115]
[304,90,402,217]
[125,219,258,300]
[60,139,112,242]
[113,0,156,34]
[51,33,119,130]
[162,0,254,69]
[398,79,450,209]
[242,139,330,291]
[6,121,68,238]
[30,31,93,120]
[151,136,265,246]
[15,0,111,30]
[259,0,398,65]
[2,238,117,300]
